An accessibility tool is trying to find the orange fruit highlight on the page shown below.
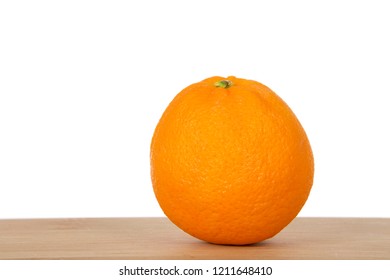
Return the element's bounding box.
[150,76,314,245]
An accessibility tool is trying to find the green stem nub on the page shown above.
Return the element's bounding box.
[214,80,233,89]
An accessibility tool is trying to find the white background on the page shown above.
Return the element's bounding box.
[1,0,389,219]
[0,260,389,280]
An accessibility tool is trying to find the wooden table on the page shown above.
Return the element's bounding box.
[0,217,389,260]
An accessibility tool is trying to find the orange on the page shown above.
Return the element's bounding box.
[150,76,314,245]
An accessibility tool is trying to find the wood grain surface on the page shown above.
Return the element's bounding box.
[0,217,389,260]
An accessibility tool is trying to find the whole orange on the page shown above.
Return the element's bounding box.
[150,76,314,245]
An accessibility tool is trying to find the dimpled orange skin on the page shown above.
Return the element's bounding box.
[150,76,314,245]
